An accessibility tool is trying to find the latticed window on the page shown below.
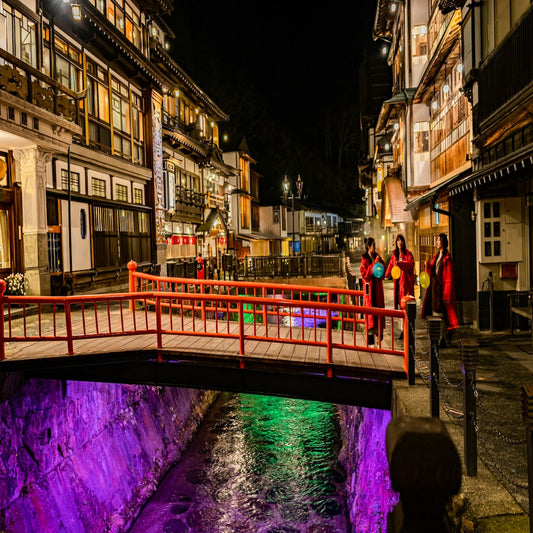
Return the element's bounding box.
[133,188,143,204]
[92,177,106,197]
[115,183,128,202]
[61,169,80,192]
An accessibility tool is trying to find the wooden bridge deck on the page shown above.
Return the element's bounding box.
[1,307,405,375]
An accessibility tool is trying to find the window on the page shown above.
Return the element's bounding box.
[112,77,132,159]
[240,197,250,229]
[115,183,128,202]
[0,3,37,68]
[0,153,8,187]
[412,25,427,64]
[54,36,82,91]
[133,188,143,205]
[92,177,107,197]
[479,198,522,263]
[240,158,249,190]
[61,169,80,193]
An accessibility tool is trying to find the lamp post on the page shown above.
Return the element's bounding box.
[282,174,303,256]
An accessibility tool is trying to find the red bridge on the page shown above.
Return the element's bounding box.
[0,262,411,409]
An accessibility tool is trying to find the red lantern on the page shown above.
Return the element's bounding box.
[182,236,190,245]
[166,238,172,245]
[219,236,227,245]
[190,236,196,245]
[171,236,180,245]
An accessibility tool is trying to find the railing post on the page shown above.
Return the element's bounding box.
[521,384,533,533]
[461,338,479,477]
[127,260,137,311]
[406,300,417,385]
[386,416,462,532]
[0,279,5,361]
[65,300,74,356]
[238,301,245,364]
[155,296,162,352]
[262,286,267,325]
[326,308,333,377]
[427,316,442,418]
[200,284,206,322]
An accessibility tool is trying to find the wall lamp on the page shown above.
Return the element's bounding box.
[71,3,81,19]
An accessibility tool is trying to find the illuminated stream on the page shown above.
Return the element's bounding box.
[130,392,348,533]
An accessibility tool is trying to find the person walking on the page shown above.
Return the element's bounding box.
[421,233,459,347]
[385,234,415,340]
[360,237,386,346]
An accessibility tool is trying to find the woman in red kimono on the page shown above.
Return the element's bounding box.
[360,237,386,346]
[385,234,415,339]
[421,233,459,347]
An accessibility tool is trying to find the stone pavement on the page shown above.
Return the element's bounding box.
[383,278,531,532]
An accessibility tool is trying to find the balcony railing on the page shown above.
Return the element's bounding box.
[477,7,533,125]
[206,192,225,209]
[176,187,205,208]
[0,48,78,122]
[162,111,210,145]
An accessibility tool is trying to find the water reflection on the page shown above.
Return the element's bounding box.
[130,393,348,533]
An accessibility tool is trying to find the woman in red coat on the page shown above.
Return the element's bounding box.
[360,237,386,346]
[385,234,415,340]
[421,233,459,346]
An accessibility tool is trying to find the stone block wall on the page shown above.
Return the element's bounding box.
[0,375,217,533]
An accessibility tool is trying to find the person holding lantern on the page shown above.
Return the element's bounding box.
[360,237,386,346]
[385,234,415,340]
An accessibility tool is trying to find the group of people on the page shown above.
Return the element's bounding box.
[360,233,458,346]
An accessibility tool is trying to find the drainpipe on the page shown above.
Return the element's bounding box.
[431,196,452,218]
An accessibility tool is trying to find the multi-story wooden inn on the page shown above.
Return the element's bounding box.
[0,0,230,294]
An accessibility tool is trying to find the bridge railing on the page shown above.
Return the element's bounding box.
[0,279,409,376]
[127,260,365,317]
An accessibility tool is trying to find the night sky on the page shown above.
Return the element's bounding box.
[170,2,379,213]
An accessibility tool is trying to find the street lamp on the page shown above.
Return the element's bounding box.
[282,174,303,256]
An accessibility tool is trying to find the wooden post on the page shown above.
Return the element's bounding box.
[65,301,74,356]
[461,338,479,476]
[155,296,162,352]
[521,384,533,533]
[0,279,5,361]
[127,260,137,311]
[406,300,416,385]
[387,416,462,532]
[238,301,245,362]
[427,316,441,418]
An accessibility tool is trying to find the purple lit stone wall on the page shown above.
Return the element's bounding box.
[0,375,217,533]
[339,406,399,532]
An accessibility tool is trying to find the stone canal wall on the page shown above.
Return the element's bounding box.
[0,373,217,533]
[338,405,399,532]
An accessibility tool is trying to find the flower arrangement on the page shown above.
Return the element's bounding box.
[4,273,28,296]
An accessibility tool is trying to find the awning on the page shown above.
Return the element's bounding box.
[376,88,417,132]
[406,169,471,211]
[382,177,412,223]
[196,208,227,234]
[450,147,533,197]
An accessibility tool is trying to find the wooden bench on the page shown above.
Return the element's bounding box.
[509,291,533,345]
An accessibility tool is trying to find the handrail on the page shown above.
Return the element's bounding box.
[0,283,409,376]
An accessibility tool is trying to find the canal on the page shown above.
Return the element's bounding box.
[129,392,349,533]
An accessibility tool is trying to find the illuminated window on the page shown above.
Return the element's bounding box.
[412,25,427,64]
[240,197,250,229]
[115,183,128,202]
[0,3,37,68]
[240,158,249,190]
[92,177,107,197]
[61,169,80,192]
[134,188,143,205]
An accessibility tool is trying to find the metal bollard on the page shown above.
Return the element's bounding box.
[461,338,479,477]
[427,316,442,418]
[406,300,417,385]
[521,384,533,533]
[386,416,462,532]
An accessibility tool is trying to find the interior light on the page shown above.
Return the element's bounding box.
[457,63,463,73]
[381,46,388,56]
[151,27,157,36]
[384,143,391,151]
[173,89,179,97]
[210,122,215,127]
[394,122,399,131]
[431,100,438,110]
[164,42,169,50]
[71,4,82,19]
[443,83,450,94]
[390,2,397,12]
